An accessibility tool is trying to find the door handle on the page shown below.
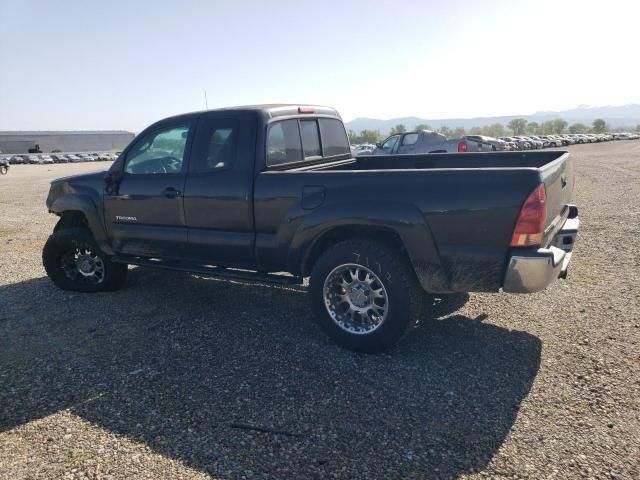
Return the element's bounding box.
[162,187,182,199]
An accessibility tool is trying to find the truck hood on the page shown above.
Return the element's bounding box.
[50,169,108,185]
[47,170,107,211]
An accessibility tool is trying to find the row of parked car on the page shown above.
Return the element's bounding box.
[1,151,120,165]
[352,131,639,156]
[496,132,639,150]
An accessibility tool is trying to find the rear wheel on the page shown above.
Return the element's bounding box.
[310,239,422,353]
[43,227,127,292]
[0,165,7,175]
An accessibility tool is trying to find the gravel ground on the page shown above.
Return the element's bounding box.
[0,143,639,479]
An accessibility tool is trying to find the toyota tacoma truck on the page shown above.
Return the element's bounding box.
[43,104,579,352]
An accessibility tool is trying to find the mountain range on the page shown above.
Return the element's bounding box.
[345,104,640,133]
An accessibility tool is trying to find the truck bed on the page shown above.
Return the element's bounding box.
[256,150,574,292]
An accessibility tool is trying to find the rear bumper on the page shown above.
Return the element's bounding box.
[503,206,579,293]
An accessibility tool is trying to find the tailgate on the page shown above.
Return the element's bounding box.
[540,152,574,246]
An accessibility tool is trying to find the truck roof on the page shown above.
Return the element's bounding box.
[159,104,341,124]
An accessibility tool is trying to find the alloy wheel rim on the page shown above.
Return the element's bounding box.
[60,247,106,284]
[323,263,389,335]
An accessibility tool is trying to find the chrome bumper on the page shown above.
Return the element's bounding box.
[503,207,579,293]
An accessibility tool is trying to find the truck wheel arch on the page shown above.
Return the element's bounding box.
[54,211,89,232]
[289,207,450,293]
[49,194,114,255]
[301,225,410,277]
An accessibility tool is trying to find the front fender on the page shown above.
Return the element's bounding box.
[49,194,113,255]
[287,202,452,293]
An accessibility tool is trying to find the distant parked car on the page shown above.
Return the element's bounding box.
[549,135,568,146]
[464,135,508,151]
[522,136,544,149]
[530,136,551,148]
[497,137,518,150]
[38,154,54,164]
[539,135,562,147]
[51,154,68,163]
[372,130,494,155]
[66,154,83,163]
[569,134,589,144]
[512,136,536,149]
[353,144,376,156]
[28,155,42,164]
[501,136,529,150]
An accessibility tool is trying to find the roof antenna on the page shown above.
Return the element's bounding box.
[204,90,209,109]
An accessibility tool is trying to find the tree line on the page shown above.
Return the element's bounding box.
[348,118,638,144]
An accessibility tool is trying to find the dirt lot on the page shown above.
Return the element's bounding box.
[1,142,639,479]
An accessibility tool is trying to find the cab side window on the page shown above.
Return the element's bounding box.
[124,125,189,174]
[381,135,400,153]
[191,119,237,172]
[401,133,419,146]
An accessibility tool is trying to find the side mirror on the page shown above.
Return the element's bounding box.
[104,171,121,194]
[375,143,382,148]
[104,172,114,193]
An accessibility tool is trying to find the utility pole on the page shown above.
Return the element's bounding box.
[204,91,209,109]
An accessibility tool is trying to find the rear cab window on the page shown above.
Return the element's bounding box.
[300,120,321,158]
[266,119,302,166]
[318,118,350,156]
[266,116,350,168]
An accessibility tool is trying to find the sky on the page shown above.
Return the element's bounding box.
[1,0,639,132]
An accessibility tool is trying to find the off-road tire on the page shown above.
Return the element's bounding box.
[43,227,127,292]
[310,239,422,353]
[0,165,8,175]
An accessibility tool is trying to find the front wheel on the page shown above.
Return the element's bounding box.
[310,240,422,353]
[0,165,7,175]
[43,227,127,292]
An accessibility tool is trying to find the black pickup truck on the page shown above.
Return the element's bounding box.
[43,104,579,352]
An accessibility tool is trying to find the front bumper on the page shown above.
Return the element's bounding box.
[503,206,579,293]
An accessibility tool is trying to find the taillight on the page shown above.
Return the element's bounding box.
[298,106,315,113]
[458,141,468,152]
[510,184,547,247]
